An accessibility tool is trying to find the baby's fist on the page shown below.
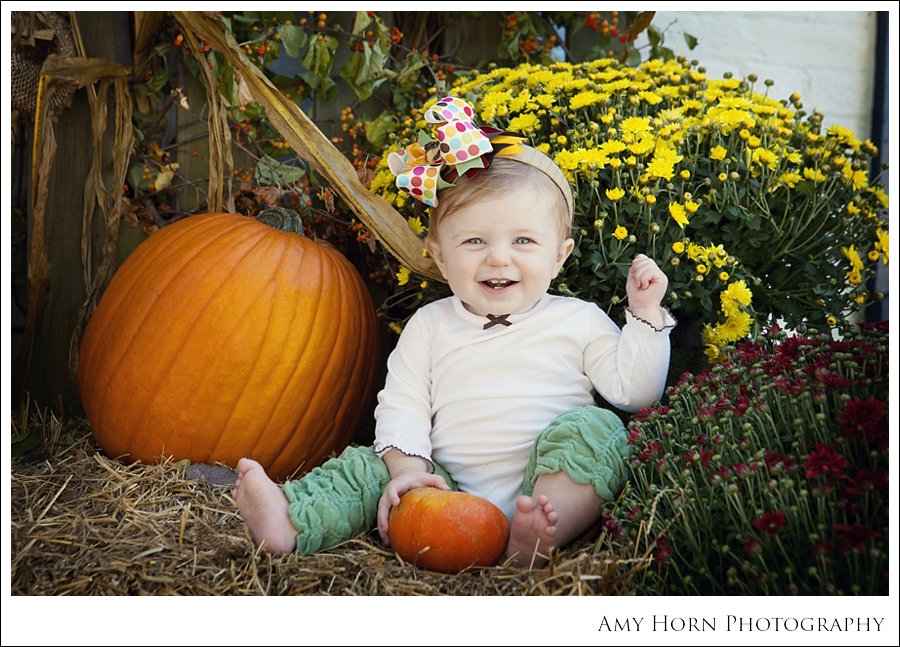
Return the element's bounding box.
[626,254,668,311]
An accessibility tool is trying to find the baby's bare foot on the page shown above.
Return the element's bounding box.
[233,458,297,554]
[505,494,559,568]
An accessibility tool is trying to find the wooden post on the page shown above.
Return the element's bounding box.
[15,12,132,414]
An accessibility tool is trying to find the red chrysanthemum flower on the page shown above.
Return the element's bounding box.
[633,405,670,422]
[683,448,714,468]
[602,515,623,538]
[752,510,786,537]
[837,396,887,445]
[813,539,833,555]
[764,451,798,472]
[743,536,761,556]
[843,469,887,498]
[804,443,848,481]
[833,523,882,554]
[638,439,663,462]
[654,535,674,565]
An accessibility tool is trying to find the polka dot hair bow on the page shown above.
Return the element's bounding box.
[387,96,525,208]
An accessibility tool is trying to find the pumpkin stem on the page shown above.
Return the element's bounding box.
[257,207,305,236]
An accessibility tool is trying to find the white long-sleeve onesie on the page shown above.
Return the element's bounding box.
[373,294,674,519]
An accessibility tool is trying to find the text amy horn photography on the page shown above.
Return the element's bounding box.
[598,616,885,633]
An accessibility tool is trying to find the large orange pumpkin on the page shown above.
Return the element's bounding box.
[389,488,510,573]
[78,212,378,480]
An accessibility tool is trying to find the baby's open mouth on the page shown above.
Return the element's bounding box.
[481,280,518,289]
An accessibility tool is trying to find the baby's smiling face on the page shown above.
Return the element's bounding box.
[427,185,574,317]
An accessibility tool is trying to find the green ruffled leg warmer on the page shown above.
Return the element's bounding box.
[522,406,633,501]
[281,445,455,555]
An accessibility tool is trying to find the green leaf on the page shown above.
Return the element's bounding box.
[625,47,642,67]
[278,24,308,58]
[390,53,428,110]
[12,427,43,457]
[657,46,675,62]
[366,110,399,148]
[147,55,169,93]
[683,31,698,50]
[300,35,338,101]
[254,153,306,186]
[219,62,238,106]
[232,13,262,24]
[351,10,370,36]
[340,36,390,102]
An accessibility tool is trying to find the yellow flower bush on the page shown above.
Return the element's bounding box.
[373,56,888,347]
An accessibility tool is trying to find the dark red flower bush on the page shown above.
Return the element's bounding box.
[605,322,888,595]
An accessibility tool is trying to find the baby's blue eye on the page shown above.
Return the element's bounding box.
[464,237,484,245]
[514,237,533,245]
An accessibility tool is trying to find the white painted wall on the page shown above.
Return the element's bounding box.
[648,11,878,141]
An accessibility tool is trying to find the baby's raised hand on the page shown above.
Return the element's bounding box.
[626,254,668,326]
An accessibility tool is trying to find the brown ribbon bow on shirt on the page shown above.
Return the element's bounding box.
[483,314,512,330]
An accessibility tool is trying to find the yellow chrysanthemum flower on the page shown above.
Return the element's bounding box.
[535,93,555,108]
[672,241,686,254]
[710,145,727,161]
[685,199,700,214]
[842,244,864,272]
[687,243,705,261]
[628,136,656,156]
[508,89,532,113]
[668,202,689,229]
[396,266,411,286]
[803,167,826,183]
[600,140,627,155]
[842,165,868,190]
[874,228,889,263]
[407,216,425,237]
[716,310,753,343]
[647,147,682,180]
[507,112,540,133]
[613,226,628,240]
[752,148,778,171]
[570,90,609,110]
[723,279,753,307]
[779,171,801,188]
[606,187,625,201]
[620,116,652,136]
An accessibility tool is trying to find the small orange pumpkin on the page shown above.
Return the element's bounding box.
[389,488,510,573]
[78,211,378,480]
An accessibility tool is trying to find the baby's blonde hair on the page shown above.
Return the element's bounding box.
[426,157,572,243]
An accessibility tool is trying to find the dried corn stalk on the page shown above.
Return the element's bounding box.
[13,54,133,401]
[172,11,441,280]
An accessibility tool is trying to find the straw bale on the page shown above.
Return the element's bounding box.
[11,413,647,596]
